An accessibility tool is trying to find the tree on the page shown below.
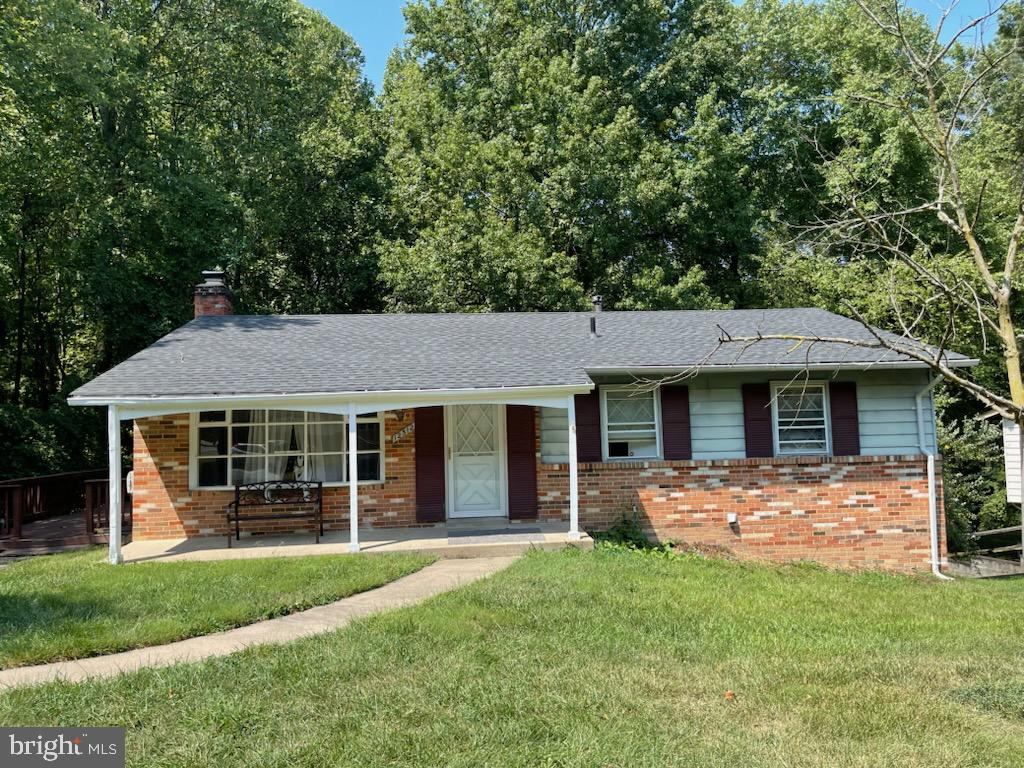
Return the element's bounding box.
[723,0,1024,424]
[0,0,382,476]
[378,0,829,312]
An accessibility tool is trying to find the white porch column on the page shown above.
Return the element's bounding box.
[347,402,360,552]
[107,405,123,564]
[566,394,581,541]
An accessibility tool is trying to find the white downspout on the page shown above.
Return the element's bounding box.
[915,376,952,580]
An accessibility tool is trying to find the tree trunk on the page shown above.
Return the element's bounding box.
[33,250,49,410]
[997,300,1024,409]
[12,240,27,406]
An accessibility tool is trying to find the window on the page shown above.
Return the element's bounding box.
[601,386,661,459]
[771,383,830,455]
[191,409,384,488]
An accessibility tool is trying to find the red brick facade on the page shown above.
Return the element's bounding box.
[131,407,944,572]
[131,411,420,539]
[537,454,943,572]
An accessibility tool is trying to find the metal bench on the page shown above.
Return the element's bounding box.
[225,480,323,547]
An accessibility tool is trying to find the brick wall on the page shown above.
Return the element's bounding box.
[537,454,944,572]
[131,407,944,572]
[131,411,418,539]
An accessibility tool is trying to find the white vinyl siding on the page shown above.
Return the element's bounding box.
[688,386,746,459]
[540,407,570,463]
[684,370,937,460]
[856,383,936,455]
[541,371,939,463]
[1004,420,1021,504]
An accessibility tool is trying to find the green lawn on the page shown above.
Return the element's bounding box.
[2,547,1024,766]
[0,548,433,668]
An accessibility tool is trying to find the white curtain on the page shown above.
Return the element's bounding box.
[263,412,302,480]
[232,423,267,484]
[305,415,344,482]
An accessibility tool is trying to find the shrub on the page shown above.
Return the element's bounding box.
[596,512,650,548]
[939,414,1016,553]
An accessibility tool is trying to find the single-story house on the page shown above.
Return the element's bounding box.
[70,272,976,572]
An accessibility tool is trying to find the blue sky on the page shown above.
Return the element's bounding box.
[304,0,408,88]
[304,0,1001,90]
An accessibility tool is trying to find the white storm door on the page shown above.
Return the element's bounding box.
[447,404,506,518]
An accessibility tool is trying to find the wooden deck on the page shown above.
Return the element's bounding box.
[0,513,127,556]
[0,469,131,557]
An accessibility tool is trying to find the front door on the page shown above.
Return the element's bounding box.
[447,404,506,518]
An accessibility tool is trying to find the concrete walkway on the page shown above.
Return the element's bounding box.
[0,556,517,690]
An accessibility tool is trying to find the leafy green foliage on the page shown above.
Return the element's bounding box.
[378,0,810,311]
[593,512,652,548]
[0,405,104,481]
[938,411,1013,552]
[0,0,381,470]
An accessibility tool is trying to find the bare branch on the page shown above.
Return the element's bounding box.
[718,328,1018,419]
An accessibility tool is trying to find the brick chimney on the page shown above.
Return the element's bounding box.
[193,270,234,317]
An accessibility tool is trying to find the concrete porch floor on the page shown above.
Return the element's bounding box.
[122,519,592,563]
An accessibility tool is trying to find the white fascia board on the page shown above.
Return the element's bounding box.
[68,383,594,420]
[586,359,979,375]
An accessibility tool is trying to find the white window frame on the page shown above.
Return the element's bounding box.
[188,409,385,490]
[600,385,663,461]
[770,381,831,457]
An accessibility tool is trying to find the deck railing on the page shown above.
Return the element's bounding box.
[0,469,127,540]
[83,478,132,537]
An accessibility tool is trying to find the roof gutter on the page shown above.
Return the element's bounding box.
[586,360,978,375]
[68,382,593,406]
[67,383,595,419]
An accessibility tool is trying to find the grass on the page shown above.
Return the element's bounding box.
[0,548,433,668]
[954,680,1024,722]
[2,547,1024,766]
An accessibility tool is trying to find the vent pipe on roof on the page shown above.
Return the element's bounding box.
[194,270,234,318]
[590,295,603,338]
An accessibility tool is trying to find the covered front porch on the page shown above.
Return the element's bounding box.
[120,518,592,563]
[89,384,591,564]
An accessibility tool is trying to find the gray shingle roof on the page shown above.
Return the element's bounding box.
[69,308,974,400]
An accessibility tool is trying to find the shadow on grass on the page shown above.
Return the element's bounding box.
[952,681,1024,721]
[0,592,117,635]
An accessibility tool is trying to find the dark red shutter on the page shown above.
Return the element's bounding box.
[829,382,861,456]
[742,383,774,458]
[575,391,602,462]
[414,406,445,522]
[506,405,538,519]
[660,385,692,460]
